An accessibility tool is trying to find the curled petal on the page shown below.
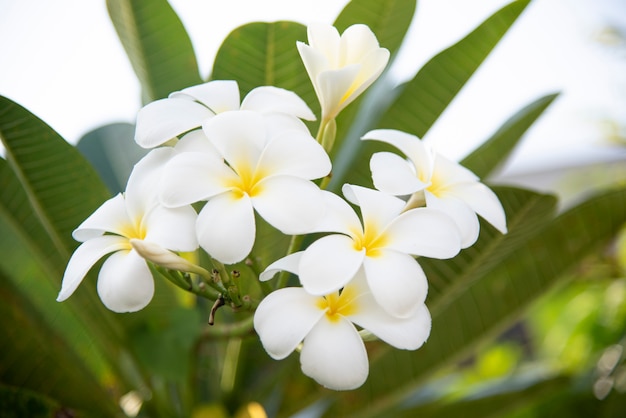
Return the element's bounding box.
[306,23,340,65]
[299,234,364,295]
[241,86,315,121]
[159,152,233,207]
[170,80,240,113]
[196,192,255,264]
[97,250,154,312]
[57,235,130,302]
[337,48,389,110]
[425,192,480,249]
[259,252,303,281]
[316,64,361,119]
[73,194,129,242]
[300,317,368,390]
[341,24,383,63]
[384,207,461,259]
[254,287,325,359]
[135,98,213,148]
[370,152,428,195]
[252,176,326,235]
[446,182,508,234]
[363,250,428,318]
[258,131,331,179]
[362,129,434,181]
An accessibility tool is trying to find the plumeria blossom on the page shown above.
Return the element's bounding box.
[134,80,316,148]
[57,148,198,312]
[297,23,390,121]
[255,262,431,390]
[262,185,461,318]
[362,129,508,248]
[159,110,331,265]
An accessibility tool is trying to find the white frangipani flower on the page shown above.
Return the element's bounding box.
[57,149,198,312]
[262,185,461,318]
[159,110,331,265]
[134,80,316,148]
[297,23,390,121]
[363,129,508,248]
[255,261,431,391]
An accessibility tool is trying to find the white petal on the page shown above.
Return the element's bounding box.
[385,207,462,258]
[299,234,364,295]
[252,176,325,234]
[175,130,222,157]
[363,250,428,318]
[201,111,267,172]
[446,182,508,234]
[362,129,434,182]
[259,252,303,281]
[350,299,431,350]
[342,184,405,229]
[159,152,233,207]
[296,42,328,101]
[57,235,130,302]
[262,113,310,136]
[425,192,480,249]
[135,98,213,148]
[340,24,382,64]
[72,194,130,241]
[300,316,368,390]
[170,80,240,113]
[144,204,198,251]
[308,190,362,236]
[433,154,479,185]
[257,131,331,179]
[337,49,389,109]
[97,249,155,312]
[241,86,316,121]
[307,23,340,65]
[196,192,255,264]
[254,287,325,359]
[316,64,361,119]
[125,148,175,218]
[369,152,428,195]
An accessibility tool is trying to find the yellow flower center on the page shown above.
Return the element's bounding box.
[352,223,388,258]
[225,163,265,199]
[316,285,359,322]
[118,217,147,241]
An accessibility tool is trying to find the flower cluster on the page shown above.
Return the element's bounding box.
[58,23,506,390]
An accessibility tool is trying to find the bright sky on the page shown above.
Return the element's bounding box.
[0,0,625,176]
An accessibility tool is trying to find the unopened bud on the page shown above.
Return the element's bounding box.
[130,239,208,276]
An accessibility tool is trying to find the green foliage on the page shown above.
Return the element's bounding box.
[107,0,202,103]
[2,0,624,417]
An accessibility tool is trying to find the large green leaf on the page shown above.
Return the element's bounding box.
[211,21,317,116]
[77,122,147,194]
[329,0,531,190]
[107,0,202,102]
[461,93,559,179]
[331,186,626,417]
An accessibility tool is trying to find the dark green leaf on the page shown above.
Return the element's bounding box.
[462,93,559,179]
[107,0,202,102]
[211,21,318,117]
[77,122,148,194]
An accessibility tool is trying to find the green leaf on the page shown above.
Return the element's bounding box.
[332,186,626,418]
[77,122,148,194]
[107,0,202,102]
[329,0,531,190]
[211,21,318,117]
[461,93,560,179]
[377,0,531,137]
[0,95,110,259]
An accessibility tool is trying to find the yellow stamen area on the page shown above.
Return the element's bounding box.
[426,173,447,198]
[118,218,147,241]
[351,224,388,258]
[224,163,265,199]
[316,285,359,323]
